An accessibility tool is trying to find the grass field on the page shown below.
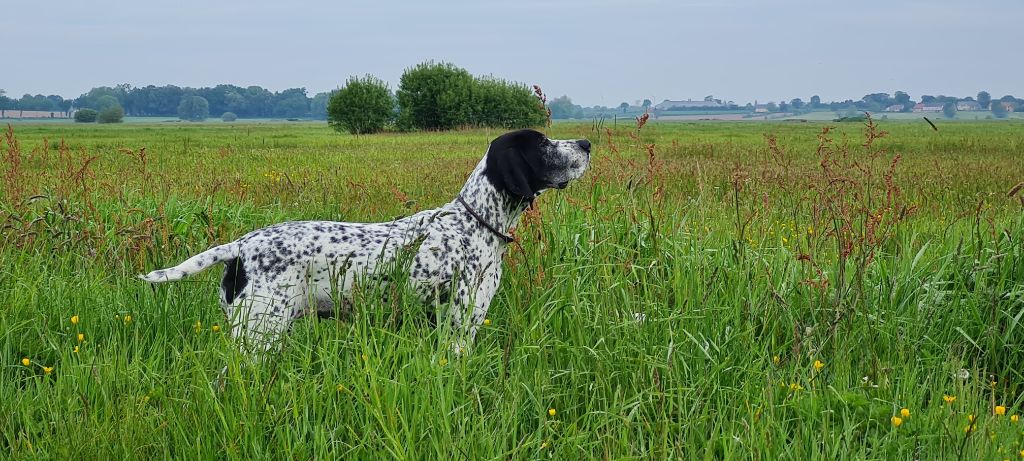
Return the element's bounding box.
[2,118,1024,459]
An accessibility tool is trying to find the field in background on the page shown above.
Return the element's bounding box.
[2,119,1023,459]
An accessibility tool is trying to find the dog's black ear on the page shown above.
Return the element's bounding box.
[484,129,546,200]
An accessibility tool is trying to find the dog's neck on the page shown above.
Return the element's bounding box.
[453,158,534,241]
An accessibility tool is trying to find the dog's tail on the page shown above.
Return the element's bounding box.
[138,242,240,283]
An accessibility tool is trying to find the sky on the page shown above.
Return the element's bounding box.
[2,0,1020,106]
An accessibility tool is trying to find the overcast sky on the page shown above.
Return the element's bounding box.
[2,0,1020,106]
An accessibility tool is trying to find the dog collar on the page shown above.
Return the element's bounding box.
[456,195,515,244]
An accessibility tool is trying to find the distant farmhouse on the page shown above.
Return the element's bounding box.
[885,104,905,112]
[654,99,724,111]
[0,109,72,119]
[956,100,982,111]
[912,102,944,113]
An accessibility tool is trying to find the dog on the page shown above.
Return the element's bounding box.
[140,129,591,353]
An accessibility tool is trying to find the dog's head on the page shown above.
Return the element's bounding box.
[484,129,591,201]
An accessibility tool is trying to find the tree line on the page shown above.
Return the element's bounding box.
[0,85,332,120]
[547,91,1023,119]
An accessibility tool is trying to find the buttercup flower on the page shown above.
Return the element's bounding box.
[483,319,491,326]
[124,315,132,324]
[21,358,30,366]
[900,408,911,418]
[548,408,557,417]
[43,366,53,375]
[891,416,903,427]
[772,355,780,366]
[73,346,79,353]
[1011,414,1019,423]
[995,406,1007,416]
[943,395,956,405]
[77,333,85,342]
[212,325,221,332]
[71,315,79,325]
[813,360,825,371]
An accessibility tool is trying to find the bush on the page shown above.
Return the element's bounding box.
[97,105,124,123]
[470,77,547,129]
[396,61,545,131]
[327,75,394,134]
[396,62,475,130]
[222,112,238,122]
[991,101,1008,119]
[73,109,98,123]
[942,102,957,119]
[178,96,209,122]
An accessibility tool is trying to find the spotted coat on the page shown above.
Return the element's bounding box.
[140,129,591,353]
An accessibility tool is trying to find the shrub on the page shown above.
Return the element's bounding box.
[97,105,124,123]
[73,109,98,123]
[942,102,957,119]
[178,96,209,122]
[470,77,547,129]
[222,112,238,122]
[327,75,394,134]
[396,61,474,130]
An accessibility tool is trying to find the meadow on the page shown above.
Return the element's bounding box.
[2,118,1023,459]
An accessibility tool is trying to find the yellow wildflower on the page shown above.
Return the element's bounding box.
[73,346,79,353]
[194,321,202,332]
[996,406,1007,416]
[43,366,53,375]
[891,416,903,427]
[212,325,221,333]
[968,414,976,423]
[124,315,133,324]
[361,354,368,362]
[548,408,557,417]
[1011,414,1019,423]
[483,319,491,326]
[943,394,956,405]
[336,384,345,392]
[772,355,780,366]
[789,382,804,392]
[77,333,85,342]
[439,358,448,367]
[21,358,30,366]
[71,315,79,325]
[813,360,824,371]
[900,408,910,418]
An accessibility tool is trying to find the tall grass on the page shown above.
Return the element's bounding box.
[2,119,1023,459]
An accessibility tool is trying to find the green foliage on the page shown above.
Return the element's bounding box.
[991,100,1008,118]
[942,102,957,118]
[73,109,98,123]
[221,112,238,122]
[469,77,547,129]
[549,96,584,119]
[96,95,120,111]
[178,96,210,122]
[397,61,475,130]
[396,61,544,131]
[97,105,124,123]
[977,91,991,109]
[327,75,394,134]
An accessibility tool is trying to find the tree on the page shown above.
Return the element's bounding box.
[977,91,991,110]
[327,75,394,134]
[309,92,333,120]
[549,96,583,119]
[766,102,778,112]
[273,88,309,118]
[991,100,1008,118]
[468,77,546,129]
[810,95,821,108]
[894,91,912,111]
[97,105,124,123]
[74,109,98,122]
[942,102,957,119]
[397,61,475,130]
[790,98,804,110]
[178,95,210,121]
[778,101,789,113]
[222,112,238,122]
[618,102,629,113]
[96,95,120,111]
[642,99,652,110]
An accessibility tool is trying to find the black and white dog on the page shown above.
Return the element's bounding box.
[140,129,591,353]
